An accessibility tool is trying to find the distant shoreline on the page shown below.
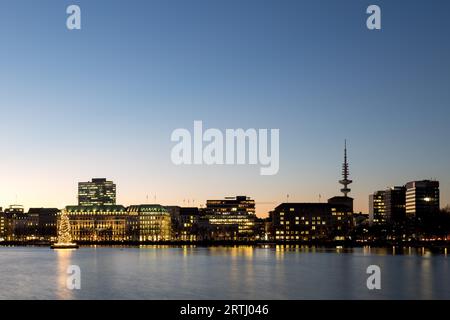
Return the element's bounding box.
[0,240,449,250]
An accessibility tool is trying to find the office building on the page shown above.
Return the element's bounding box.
[384,186,406,222]
[206,195,256,215]
[3,205,28,240]
[203,196,257,240]
[28,208,59,240]
[271,203,352,241]
[78,178,116,206]
[405,180,440,218]
[127,205,172,241]
[369,191,386,225]
[178,207,200,241]
[203,212,257,241]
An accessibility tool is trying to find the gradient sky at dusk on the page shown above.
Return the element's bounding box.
[1,0,449,216]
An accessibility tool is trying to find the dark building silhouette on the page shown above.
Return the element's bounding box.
[4,205,28,240]
[328,196,353,213]
[178,207,200,241]
[336,140,354,212]
[28,208,59,239]
[385,187,406,222]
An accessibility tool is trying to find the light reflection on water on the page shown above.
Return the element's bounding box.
[0,245,448,300]
[56,249,75,300]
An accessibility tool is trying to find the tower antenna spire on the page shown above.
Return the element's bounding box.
[339,139,352,197]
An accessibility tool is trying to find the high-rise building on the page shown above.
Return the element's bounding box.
[78,178,116,206]
[384,186,406,223]
[405,180,440,218]
[369,191,386,225]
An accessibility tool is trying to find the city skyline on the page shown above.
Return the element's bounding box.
[1,0,450,216]
[0,171,445,218]
[2,176,445,244]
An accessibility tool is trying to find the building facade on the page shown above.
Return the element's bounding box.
[178,207,200,241]
[28,208,59,240]
[0,209,6,240]
[369,191,386,225]
[384,186,406,223]
[66,205,128,241]
[405,180,440,218]
[127,205,172,241]
[3,205,28,241]
[78,178,116,206]
[203,196,257,240]
[202,213,257,241]
[206,196,256,215]
[271,203,352,242]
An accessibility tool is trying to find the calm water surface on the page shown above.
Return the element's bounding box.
[0,246,448,299]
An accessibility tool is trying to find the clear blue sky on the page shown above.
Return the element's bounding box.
[0,0,449,216]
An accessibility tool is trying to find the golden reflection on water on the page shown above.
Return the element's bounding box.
[201,246,258,292]
[275,245,285,260]
[419,257,433,299]
[206,246,255,260]
[56,249,75,299]
[363,245,371,255]
[271,245,443,257]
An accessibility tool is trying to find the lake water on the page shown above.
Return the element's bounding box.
[0,246,448,300]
